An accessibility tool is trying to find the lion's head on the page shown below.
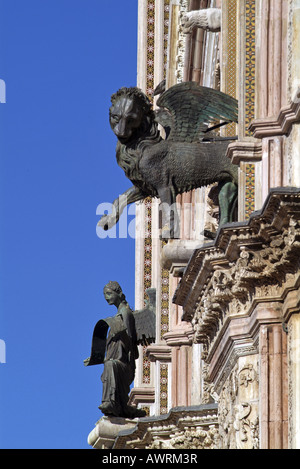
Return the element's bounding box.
[109,87,161,196]
[109,87,155,145]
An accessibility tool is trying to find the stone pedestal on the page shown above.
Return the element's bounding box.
[87,416,137,449]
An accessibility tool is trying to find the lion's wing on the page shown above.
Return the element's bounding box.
[156,82,238,143]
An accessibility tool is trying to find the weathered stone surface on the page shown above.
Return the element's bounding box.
[88,416,137,449]
[174,187,300,350]
[181,8,221,34]
[113,405,219,450]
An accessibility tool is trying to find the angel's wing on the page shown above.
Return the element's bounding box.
[133,288,156,346]
[155,81,238,143]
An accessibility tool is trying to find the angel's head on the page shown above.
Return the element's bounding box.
[109,87,154,144]
[103,281,126,307]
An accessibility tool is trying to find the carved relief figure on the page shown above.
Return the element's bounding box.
[98,82,239,238]
[84,282,156,418]
[218,361,259,449]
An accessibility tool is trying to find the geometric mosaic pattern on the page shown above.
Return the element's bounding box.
[143,2,170,399]
[245,0,256,136]
[161,0,170,344]
[161,258,170,341]
[159,363,169,415]
[144,0,155,299]
[245,163,256,219]
[225,0,238,137]
[225,0,256,219]
[146,1,155,98]
[159,1,170,415]
[245,1,256,218]
[142,0,156,385]
[163,0,170,76]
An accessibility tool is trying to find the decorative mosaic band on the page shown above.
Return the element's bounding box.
[245,0,256,136]
[161,250,170,341]
[144,0,155,298]
[245,163,255,219]
[143,0,171,386]
[144,198,153,295]
[141,406,151,417]
[161,0,170,342]
[142,0,156,385]
[225,0,237,137]
[163,0,170,74]
[245,1,256,219]
[159,1,170,414]
[159,363,168,414]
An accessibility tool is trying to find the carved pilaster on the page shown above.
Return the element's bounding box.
[218,357,259,449]
[259,321,288,449]
[284,288,300,449]
[163,322,193,408]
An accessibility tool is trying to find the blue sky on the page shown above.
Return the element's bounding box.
[0,0,138,449]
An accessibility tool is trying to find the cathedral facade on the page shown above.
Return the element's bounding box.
[89,0,300,450]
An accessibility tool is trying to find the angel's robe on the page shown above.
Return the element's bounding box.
[101,303,139,416]
[85,302,139,417]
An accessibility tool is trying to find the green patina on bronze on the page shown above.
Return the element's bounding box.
[84,282,156,418]
[98,81,239,238]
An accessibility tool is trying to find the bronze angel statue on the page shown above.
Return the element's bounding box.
[84,281,156,419]
[98,81,239,238]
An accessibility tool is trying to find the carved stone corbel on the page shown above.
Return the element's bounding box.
[181,8,221,34]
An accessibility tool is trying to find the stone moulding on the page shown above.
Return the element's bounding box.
[226,140,262,166]
[113,404,219,449]
[248,89,300,138]
[128,387,155,407]
[145,344,172,362]
[173,187,300,353]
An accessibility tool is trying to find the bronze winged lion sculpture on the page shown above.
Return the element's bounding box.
[98,81,239,238]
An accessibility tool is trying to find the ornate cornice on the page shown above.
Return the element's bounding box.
[248,90,300,138]
[113,404,219,449]
[173,187,300,351]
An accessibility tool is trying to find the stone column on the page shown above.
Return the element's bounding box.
[288,314,300,449]
[283,288,300,449]
[249,0,291,206]
[225,0,263,222]
[259,311,288,449]
[163,322,193,407]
